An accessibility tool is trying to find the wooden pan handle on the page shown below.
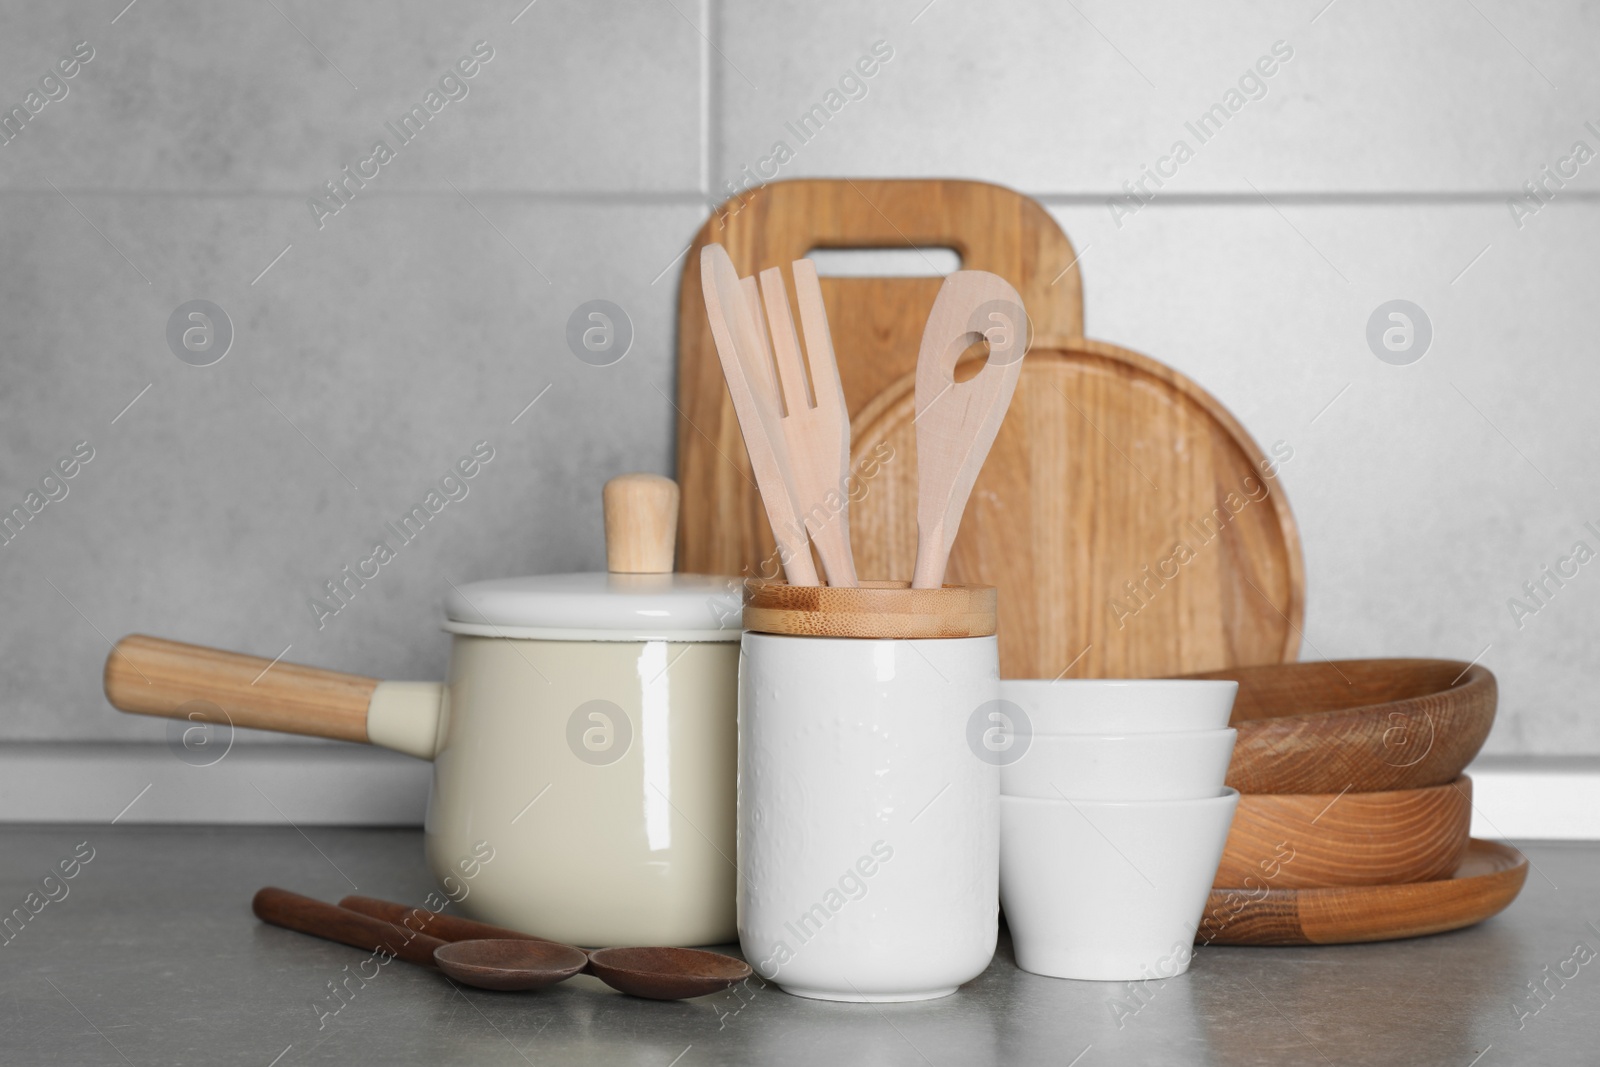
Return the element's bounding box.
[339,895,568,948]
[104,634,376,744]
[252,888,445,967]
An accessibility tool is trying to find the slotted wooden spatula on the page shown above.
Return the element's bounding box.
[699,243,818,585]
[911,271,1028,589]
[744,260,857,586]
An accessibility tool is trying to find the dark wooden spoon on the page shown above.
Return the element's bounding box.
[432,938,589,991]
[254,887,447,967]
[252,889,586,991]
[340,894,753,1000]
[340,894,562,945]
[586,946,755,1000]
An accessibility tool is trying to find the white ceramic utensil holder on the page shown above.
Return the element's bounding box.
[737,582,1001,1002]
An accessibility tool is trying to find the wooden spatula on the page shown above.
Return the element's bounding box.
[699,244,819,585]
[911,272,1028,589]
[744,260,857,587]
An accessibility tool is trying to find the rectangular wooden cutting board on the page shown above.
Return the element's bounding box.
[675,179,1085,573]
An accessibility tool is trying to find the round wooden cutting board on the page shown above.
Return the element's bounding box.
[848,338,1305,680]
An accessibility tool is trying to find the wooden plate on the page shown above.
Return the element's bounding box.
[1200,838,1528,946]
[1185,658,1497,794]
[1217,776,1473,889]
[848,341,1304,679]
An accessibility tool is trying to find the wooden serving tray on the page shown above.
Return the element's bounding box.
[1199,838,1528,946]
[675,178,1305,678]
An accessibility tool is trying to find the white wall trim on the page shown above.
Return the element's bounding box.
[0,745,1594,837]
[0,743,430,826]
[1464,756,1600,841]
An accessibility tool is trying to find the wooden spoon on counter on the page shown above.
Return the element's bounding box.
[910,271,1028,589]
[339,894,753,1000]
[252,888,587,991]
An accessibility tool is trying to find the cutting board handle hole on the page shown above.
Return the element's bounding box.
[804,247,961,277]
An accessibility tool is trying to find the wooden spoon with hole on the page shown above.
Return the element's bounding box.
[340,894,754,1000]
[910,271,1029,589]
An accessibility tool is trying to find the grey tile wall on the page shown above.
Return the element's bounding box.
[0,0,705,193]
[714,0,1600,193]
[0,0,1594,760]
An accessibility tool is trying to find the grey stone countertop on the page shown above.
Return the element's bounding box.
[2,825,1595,1066]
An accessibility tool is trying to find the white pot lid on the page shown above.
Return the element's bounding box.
[443,572,743,642]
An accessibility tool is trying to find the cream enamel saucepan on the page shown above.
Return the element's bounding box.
[104,474,743,947]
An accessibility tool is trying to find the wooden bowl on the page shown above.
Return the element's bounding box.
[1215,776,1473,890]
[1177,658,1495,794]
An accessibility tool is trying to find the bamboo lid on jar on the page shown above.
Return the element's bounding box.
[743,580,997,639]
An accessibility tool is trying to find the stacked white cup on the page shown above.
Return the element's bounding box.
[995,679,1241,982]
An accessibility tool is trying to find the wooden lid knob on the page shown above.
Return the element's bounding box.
[604,474,679,574]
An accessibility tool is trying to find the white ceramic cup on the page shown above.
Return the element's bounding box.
[1000,728,1236,800]
[999,788,1239,982]
[738,632,999,1002]
[998,679,1238,735]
